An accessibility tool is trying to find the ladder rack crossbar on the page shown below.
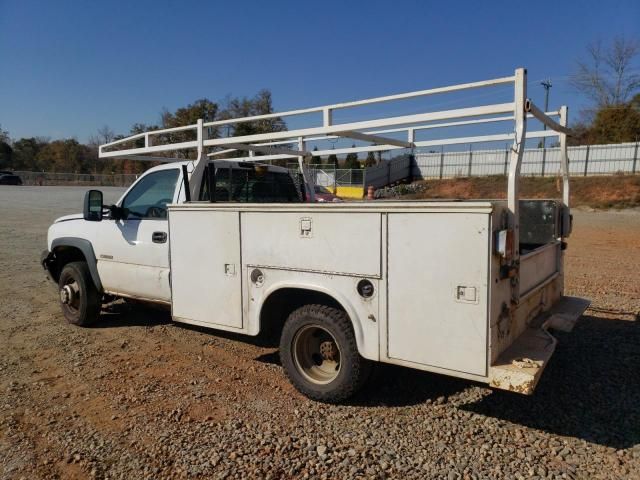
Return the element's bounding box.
[98,69,570,166]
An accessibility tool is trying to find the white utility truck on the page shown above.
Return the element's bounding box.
[42,69,589,402]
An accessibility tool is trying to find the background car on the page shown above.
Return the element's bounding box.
[0,171,23,185]
[308,184,342,202]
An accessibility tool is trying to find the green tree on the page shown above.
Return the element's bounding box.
[570,94,640,145]
[0,124,9,144]
[327,152,338,168]
[0,142,12,170]
[11,137,48,171]
[219,90,286,138]
[161,99,219,158]
[587,101,640,144]
[310,146,322,166]
[0,125,13,169]
[0,125,11,169]
[35,139,93,173]
[343,145,360,169]
[364,151,376,167]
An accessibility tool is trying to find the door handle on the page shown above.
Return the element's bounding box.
[152,231,167,243]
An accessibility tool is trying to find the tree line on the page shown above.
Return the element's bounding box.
[0,90,287,175]
[569,36,640,145]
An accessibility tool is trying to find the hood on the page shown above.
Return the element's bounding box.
[54,213,84,223]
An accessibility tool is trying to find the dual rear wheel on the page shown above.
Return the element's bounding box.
[279,304,371,403]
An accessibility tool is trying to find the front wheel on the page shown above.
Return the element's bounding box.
[279,304,370,403]
[58,261,101,327]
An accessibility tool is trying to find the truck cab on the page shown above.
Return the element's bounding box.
[43,160,302,308]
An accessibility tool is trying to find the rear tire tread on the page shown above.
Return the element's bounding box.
[280,304,370,403]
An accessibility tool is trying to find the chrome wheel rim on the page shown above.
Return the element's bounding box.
[60,280,80,312]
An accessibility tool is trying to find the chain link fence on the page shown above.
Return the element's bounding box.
[290,164,366,188]
[12,171,139,187]
[10,141,639,190]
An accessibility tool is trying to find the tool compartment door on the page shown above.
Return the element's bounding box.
[169,210,242,329]
[387,213,489,376]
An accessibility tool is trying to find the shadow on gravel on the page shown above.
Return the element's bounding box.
[95,302,172,328]
[90,303,640,449]
[462,314,640,450]
[348,363,471,408]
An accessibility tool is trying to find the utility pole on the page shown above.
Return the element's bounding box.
[540,79,552,149]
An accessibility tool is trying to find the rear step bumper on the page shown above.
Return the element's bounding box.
[489,296,590,394]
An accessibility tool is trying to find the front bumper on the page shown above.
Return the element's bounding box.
[41,249,56,283]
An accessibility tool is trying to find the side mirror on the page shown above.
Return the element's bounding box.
[83,190,103,221]
[108,204,127,221]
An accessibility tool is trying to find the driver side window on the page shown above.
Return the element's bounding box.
[121,169,179,219]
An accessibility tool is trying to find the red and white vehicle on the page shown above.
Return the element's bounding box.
[308,185,342,202]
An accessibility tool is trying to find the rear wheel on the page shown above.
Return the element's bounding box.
[58,261,101,327]
[280,304,370,403]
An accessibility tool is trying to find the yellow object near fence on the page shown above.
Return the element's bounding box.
[335,186,365,199]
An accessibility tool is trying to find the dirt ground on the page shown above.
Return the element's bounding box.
[1,186,639,479]
[406,175,640,209]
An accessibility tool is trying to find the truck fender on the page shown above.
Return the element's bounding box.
[51,237,103,292]
[256,281,375,361]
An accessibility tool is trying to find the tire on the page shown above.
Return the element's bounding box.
[58,261,101,327]
[279,304,370,403]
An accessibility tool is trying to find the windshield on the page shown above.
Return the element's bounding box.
[199,165,302,203]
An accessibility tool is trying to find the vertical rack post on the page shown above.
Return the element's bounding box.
[559,106,570,207]
[207,164,216,203]
[298,137,315,202]
[507,68,527,302]
[187,118,207,201]
[181,165,191,202]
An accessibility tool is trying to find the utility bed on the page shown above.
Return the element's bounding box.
[167,199,588,392]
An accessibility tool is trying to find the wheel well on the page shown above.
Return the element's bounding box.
[260,288,344,337]
[49,246,87,283]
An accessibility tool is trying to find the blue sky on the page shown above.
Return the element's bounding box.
[1,0,639,144]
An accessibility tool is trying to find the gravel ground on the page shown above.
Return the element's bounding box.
[1,186,639,480]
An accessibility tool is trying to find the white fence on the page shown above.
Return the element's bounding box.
[364,155,413,188]
[10,141,640,190]
[411,141,640,180]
